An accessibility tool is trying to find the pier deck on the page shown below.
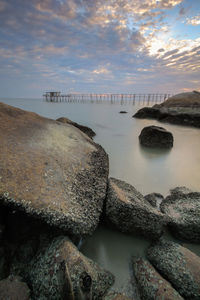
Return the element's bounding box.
[43,92,172,105]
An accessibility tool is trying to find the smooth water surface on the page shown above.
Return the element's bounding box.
[1,97,200,295]
[2,97,200,195]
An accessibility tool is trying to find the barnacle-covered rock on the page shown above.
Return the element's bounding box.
[133,258,183,300]
[105,178,166,240]
[147,239,200,299]
[28,236,114,300]
[160,189,200,242]
[0,102,108,236]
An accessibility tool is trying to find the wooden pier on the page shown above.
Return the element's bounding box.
[43,92,172,105]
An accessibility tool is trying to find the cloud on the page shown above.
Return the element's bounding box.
[0,0,199,96]
[92,66,111,74]
[34,0,77,20]
[186,15,200,26]
[0,0,6,11]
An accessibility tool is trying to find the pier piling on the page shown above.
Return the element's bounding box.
[43,92,172,105]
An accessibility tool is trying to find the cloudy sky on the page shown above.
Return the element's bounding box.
[0,0,199,97]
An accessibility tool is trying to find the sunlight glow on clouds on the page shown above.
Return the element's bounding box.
[0,0,199,97]
[186,15,200,26]
[93,66,111,74]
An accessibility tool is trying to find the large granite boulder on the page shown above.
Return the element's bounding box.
[0,102,108,236]
[160,190,200,242]
[158,91,200,108]
[147,239,200,299]
[139,125,173,148]
[28,236,114,300]
[133,258,184,300]
[56,117,96,139]
[0,275,30,300]
[133,91,200,128]
[105,178,166,240]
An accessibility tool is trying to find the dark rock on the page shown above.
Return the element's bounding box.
[144,193,164,209]
[119,111,128,114]
[28,236,114,300]
[133,107,160,119]
[0,224,4,240]
[160,190,200,242]
[0,275,30,300]
[0,248,8,280]
[147,239,200,299]
[139,125,173,148]
[0,102,108,236]
[56,116,96,138]
[105,177,166,240]
[133,258,184,300]
[0,206,7,240]
[133,92,200,128]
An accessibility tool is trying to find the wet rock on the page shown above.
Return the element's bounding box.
[133,92,200,128]
[56,117,96,138]
[139,125,173,148]
[160,191,200,242]
[147,239,200,299]
[28,236,114,300]
[133,258,184,300]
[105,178,166,240]
[144,193,164,209]
[0,275,30,300]
[0,102,108,236]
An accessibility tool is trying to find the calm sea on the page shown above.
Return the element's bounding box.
[1,97,200,295]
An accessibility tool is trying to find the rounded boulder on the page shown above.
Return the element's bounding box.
[139,125,173,148]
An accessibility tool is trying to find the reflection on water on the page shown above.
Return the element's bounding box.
[1,98,200,296]
[139,144,172,158]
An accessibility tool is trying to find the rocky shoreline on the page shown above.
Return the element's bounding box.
[133,91,200,128]
[0,102,200,299]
